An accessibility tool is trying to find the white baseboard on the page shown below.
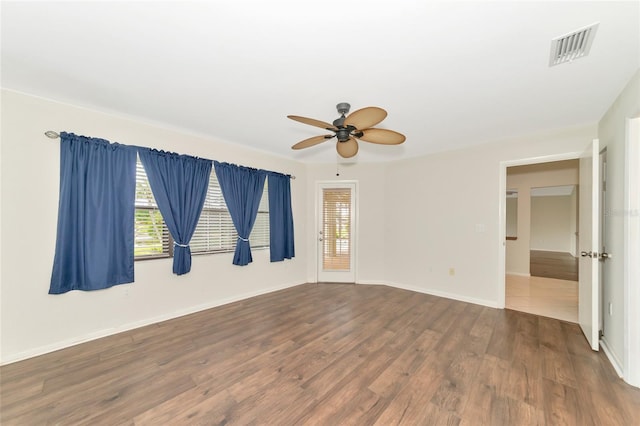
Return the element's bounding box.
[366,281,499,309]
[0,281,303,366]
[529,249,572,254]
[505,272,531,277]
[600,337,624,378]
[357,279,388,286]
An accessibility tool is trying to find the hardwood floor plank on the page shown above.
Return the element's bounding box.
[2,283,640,425]
[373,352,446,425]
[368,328,440,398]
[459,381,495,426]
[503,363,544,409]
[530,250,578,281]
[488,396,540,426]
[473,354,512,398]
[137,388,237,426]
[486,309,520,361]
[133,384,235,425]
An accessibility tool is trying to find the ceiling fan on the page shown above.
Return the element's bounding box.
[288,103,406,158]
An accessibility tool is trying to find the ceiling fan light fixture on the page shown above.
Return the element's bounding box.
[288,102,405,158]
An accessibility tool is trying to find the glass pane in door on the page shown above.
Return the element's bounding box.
[322,188,351,270]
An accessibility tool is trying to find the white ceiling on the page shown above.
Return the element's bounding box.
[2,1,639,163]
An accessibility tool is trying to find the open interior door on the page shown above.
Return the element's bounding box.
[578,139,600,351]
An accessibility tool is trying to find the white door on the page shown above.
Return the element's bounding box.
[578,139,600,351]
[317,182,356,283]
[599,150,607,337]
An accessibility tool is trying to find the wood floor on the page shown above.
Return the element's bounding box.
[530,250,578,281]
[506,274,578,323]
[2,284,639,425]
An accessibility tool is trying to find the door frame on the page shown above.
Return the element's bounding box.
[624,117,640,387]
[498,151,582,309]
[315,180,358,283]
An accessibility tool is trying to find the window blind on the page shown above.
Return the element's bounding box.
[322,188,351,271]
[134,157,269,259]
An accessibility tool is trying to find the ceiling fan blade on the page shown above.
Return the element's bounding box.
[358,128,406,145]
[344,107,387,130]
[292,134,334,150]
[336,137,359,158]
[287,115,337,131]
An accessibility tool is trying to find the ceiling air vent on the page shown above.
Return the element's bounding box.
[549,23,599,67]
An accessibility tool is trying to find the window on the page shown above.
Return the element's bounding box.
[134,157,269,259]
[190,173,269,253]
[135,160,172,258]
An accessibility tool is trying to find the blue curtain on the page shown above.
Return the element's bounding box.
[49,132,137,294]
[214,161,266,266]
[267,173,295,262]
[138,148,212,275]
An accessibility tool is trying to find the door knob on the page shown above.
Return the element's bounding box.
[580,251,591,257]
[600,252,611,259]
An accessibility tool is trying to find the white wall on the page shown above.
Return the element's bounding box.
[505,161,579,275]
[383,126,595,307]
[530,195,575,253]
[598,69,640,383]
[0,90,308,364]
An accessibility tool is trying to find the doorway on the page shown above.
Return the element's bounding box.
[504,160,580,322]
[500,142,603,352]
[316,182,357,283]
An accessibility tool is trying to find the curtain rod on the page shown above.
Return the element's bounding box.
[45,131,296,179]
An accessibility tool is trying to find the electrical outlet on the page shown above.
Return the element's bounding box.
[449,268,455,276]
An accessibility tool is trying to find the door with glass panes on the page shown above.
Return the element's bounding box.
[317,182,356,283]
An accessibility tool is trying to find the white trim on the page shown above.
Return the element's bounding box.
[357,279,388,286]
[315,181,358,283]
[624,117,640,387]
[0,281,303,366]
[498,152,583,311]
[381,281,500,309]
[601,337,624,378]
[505,272,531,277]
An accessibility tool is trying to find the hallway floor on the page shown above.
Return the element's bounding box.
[506,274,578,323]
[530,250,578,281]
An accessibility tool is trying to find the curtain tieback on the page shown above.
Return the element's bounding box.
[237,236,250,242]
[174,242,189,248]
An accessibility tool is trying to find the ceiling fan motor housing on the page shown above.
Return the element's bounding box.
[336,102,350,115]
[336,128,351,142]
[334,103,359,141]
